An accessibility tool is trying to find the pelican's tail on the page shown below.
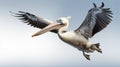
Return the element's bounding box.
[92,43,102,53]
[94,43,100,48]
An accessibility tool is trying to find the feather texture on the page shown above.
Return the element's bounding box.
[14,11,58,33]
[75,4,113,38]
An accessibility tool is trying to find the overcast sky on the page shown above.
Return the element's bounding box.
[0,0,120,67]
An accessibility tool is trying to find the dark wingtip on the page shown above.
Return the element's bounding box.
[18,11,26,13]
[100,2,104,8]
[93,3,97,8]
[10,11,23,17]
[9,11,18,17]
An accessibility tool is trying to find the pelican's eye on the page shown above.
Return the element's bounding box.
[56,19,63,24]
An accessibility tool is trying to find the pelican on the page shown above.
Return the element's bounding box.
[13,2,112,60]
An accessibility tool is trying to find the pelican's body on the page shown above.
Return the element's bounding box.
[13,2,112,60]
[58,31,92,52]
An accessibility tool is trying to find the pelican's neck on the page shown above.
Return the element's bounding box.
[58,26,67,35]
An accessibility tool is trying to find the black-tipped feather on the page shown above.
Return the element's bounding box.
[75,2,113,38]
[13,11,58,33]
[92,8,112,36]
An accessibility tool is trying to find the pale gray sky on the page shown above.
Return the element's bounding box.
[0,0,120,67]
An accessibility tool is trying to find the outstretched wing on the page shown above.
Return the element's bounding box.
[75,2,113,39]
[13,11,58,33]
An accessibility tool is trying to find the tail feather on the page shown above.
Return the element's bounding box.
[92,43,102,53]
[94,43,100,48]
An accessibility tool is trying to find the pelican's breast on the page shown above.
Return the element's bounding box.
[58,31,88,47]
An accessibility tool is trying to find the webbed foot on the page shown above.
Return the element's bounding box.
[83,51,90,60]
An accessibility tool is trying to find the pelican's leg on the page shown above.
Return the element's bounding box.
[82,51,90,60]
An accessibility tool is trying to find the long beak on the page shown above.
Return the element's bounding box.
[32,22,63,37]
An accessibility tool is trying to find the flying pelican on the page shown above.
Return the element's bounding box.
[13,2,112,60]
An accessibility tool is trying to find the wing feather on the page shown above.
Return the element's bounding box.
[75,3,113,38]
[15,11,51,28]
[13,11,58,33]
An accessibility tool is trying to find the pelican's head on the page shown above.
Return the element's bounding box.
[32,16,71,37]
[57,16,71,27]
